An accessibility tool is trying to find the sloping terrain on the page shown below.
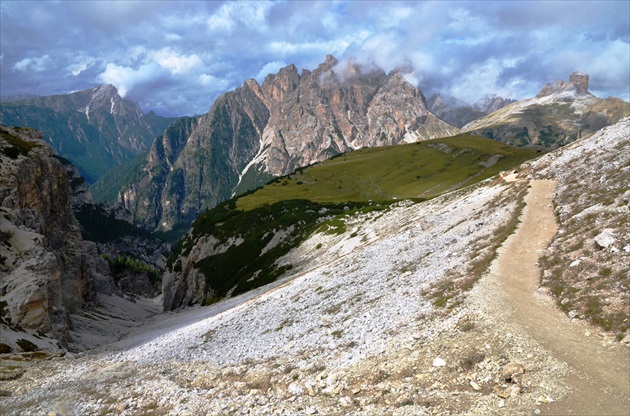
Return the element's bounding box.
[0,125,169,353]
[116,56,460,232]
[236,134,539,211]
[1,120,628,415]
[526,118,630,339]
[162,135,539,310]
[462,72,629,148]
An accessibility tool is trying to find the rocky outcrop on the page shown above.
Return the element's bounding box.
[245,56,459,180]
[0,85,175,182]
[594,229,616,249]
[428,94,482,128]
[0,125,109,342]
[536,71,590,98]
[463,72,630,147]
[120,55,460,231]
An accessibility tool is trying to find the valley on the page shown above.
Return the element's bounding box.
[1,118,629,415]
[1,62,628,415]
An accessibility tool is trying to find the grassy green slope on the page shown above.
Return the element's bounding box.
[169,134,542,305]
[237,134,541,211]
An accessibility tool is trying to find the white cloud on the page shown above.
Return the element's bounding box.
[13,55,52,72]
[379,6,413,28]
[66,57,96,76]
[268,39,350,58]
[164,33,182,41]
[199,73,228,88]
[207,5,235,31]
[97,62,163,97]
[1,1,628,116]
[151,48,202,74]
[255,61,288,83]
[207,1,271,32]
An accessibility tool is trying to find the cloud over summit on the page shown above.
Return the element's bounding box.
[1,1,628,116]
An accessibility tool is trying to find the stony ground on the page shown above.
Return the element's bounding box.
[1,120,628,416]
[0,178,590,415]
[525,118,630,340]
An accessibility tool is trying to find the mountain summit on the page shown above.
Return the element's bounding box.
[462,72,629,147]
[117,56,460,231]
[536,71,591,98]
[0,86,174,182]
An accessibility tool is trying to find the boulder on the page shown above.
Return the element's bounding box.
[501,362,524,383]
[594,229,615,249]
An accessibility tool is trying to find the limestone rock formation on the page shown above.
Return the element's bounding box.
[475,95,516,114]
[0,125,105,342]
[536,71,591,98]
[463,72,629,147]
[594,229,615,249]
[0,125,165,346]
[119,55,460,231]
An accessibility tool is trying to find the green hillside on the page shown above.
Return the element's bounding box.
[90,151,149,204]
[236,134,541,211]
[168,134,542,305]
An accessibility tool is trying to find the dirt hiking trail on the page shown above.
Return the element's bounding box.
[489,180,629,415]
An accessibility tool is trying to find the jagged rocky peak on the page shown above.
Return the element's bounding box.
[117,54,460,232]
[92,83,118,96]
[427,93,492,128]
[463,72,629,148]
[473,95,516,113]
[262,64,300,100]
[536,71,591,98]
[0,86,175,182]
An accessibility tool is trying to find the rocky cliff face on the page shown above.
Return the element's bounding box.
[120,56,459,231]
[474,95,516,114]
[0,125,109,343]
[0,85,175,182]
[462,72,630,147]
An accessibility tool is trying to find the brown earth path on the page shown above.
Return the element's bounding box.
[489,179,629,415]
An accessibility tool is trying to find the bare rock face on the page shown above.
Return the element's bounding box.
[426,94,514,128]
[568,71,589,95]
[120,55,459,231]
[0,126,101,342]
[474,95,516,114]
[536,71,591,98]
[251,57,458,178]
[427,94,487,128]
[594,229,615,249]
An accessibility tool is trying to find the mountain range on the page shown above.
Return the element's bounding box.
[0,85,175,182]
[1,114,628,414]
[114,55,460,232]
[1,51,629,414]
[426,93,515,128]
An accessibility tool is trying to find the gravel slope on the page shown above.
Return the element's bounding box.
[1,119,628,415]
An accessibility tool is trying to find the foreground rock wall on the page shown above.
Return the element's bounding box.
[0,126,109,343]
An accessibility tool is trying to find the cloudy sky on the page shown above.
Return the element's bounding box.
[1,0,628,116]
